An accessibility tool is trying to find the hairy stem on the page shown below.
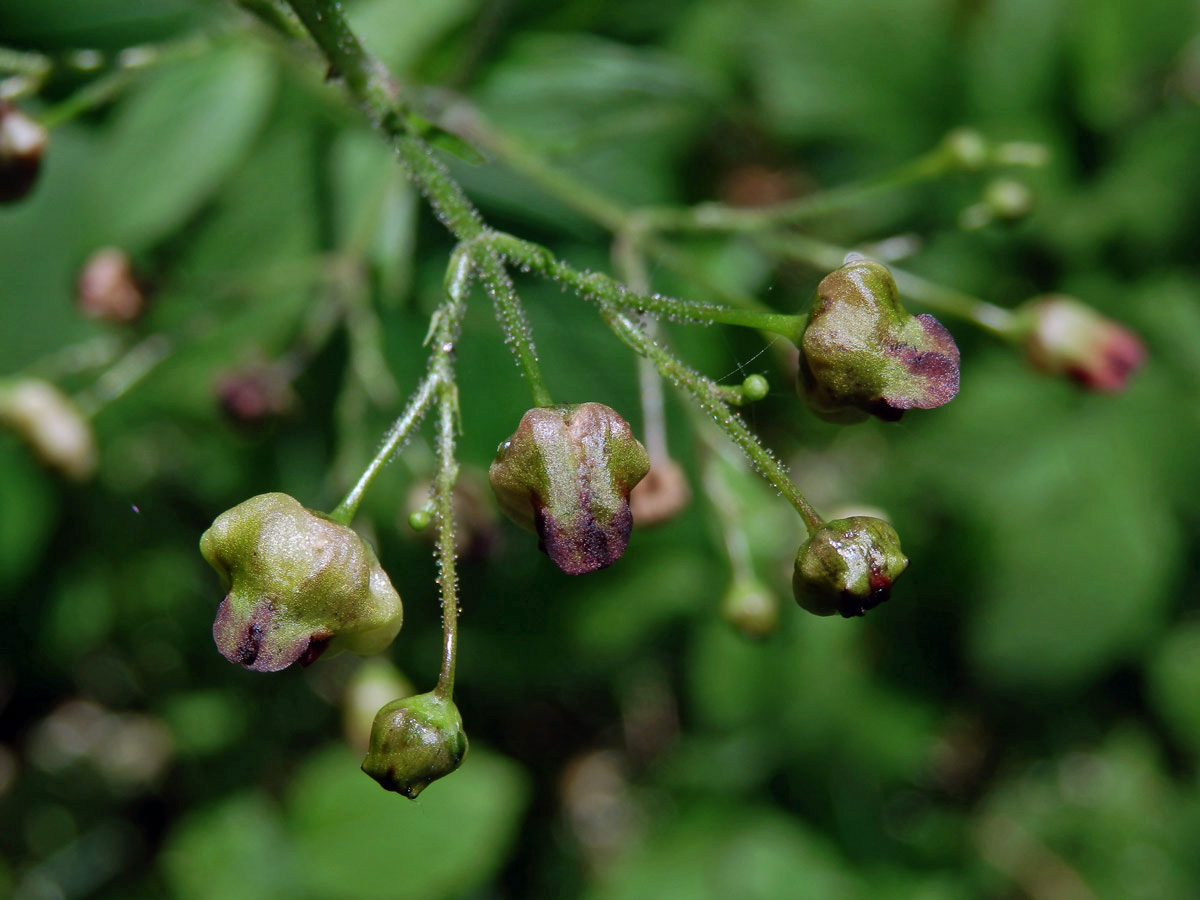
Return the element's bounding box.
[600,303,824,535]
[432,375,460,700]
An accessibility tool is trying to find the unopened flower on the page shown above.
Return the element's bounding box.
[76,248,146,323]
[361,691,467,798]
[792,516,908,618]
[489,403,650,575]
[1016,295,1145,392]
[799,256,960,423]
[0,102,46,204]
[629,458,690,527]
[200,493,402,672]
[0,378,97,480]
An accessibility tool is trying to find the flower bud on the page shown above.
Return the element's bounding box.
[721,578,779,638]
[0,103,46,204]
[798,256,960,423]
[0,378,97,480]
[792,516,909,618]
[629,458,690,528]
[489,403,650,575]
[1015,295,1145,392]
[361,691,467,798]
[200,493,402,672]
[215,363,297,426]
[76,248,146,323]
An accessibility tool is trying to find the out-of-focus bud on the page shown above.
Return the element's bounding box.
[942,128,989,171]
[0,102,47,204]
[215,363,296,426]
[1014,295,1145,393]
[200,493,402,672]
[629,458,690,528]
[361,691,467,798]
[792,516,909,618]
[960,179,1035,229]
[0,378,97,480]
[799,256,960,423]
[721,578,779,638]
[489,403,650,575]
[343,658,415,753]
[76,248,145,323]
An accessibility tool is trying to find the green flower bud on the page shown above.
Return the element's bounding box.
[361,691,468,798]
[799,256,960,423]
[0,102,46,204]
[721,578,779,638]
[489,403,650,575]
[792,516,909,618]
[200,493,402,672]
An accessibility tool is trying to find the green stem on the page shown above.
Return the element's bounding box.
[637,146,955,234]
[73,335,172,419]
[600,302,824,535]
[328,371,439,525]
[432,375,460,700]
[487,231,804,340]
[758,232,1017,339]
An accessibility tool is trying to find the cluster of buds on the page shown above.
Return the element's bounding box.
[798,255,961,423]
[489,403,650,575]
[200,493,402,672]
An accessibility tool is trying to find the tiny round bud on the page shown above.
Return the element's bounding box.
[361,691,468,798]
[408,507,432,531]
[982,178,1034,220]
[942,128,988,171]
[0,378,97,480]
[741,374,769,402]
[793,516,909,618]
[721,579,779,638]
[76,248,146,323]
[403,469,498,558]
[0,103,47,204]
[798,257,960,423]
[489,403,650,575]
[629,457,691,527]
[1015,295,1145,393]
[200,493,403,672]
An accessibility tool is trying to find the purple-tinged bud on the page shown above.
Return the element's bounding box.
[361,691,467,798]
[799,256,960,423]
[200,493,402,672]
[0,103,46,204]
[792,516,909,618]
[215,363,296,426]
[0,378,97,480]
[1016,295,1145,393]
[489,403,650,575]
[76,248,146,323]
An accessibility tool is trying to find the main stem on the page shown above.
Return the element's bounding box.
[432,371,460,700]
[285,0,551,407]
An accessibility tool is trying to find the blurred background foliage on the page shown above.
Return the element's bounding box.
[1,0,1199,897]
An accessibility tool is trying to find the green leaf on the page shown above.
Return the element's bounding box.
[84,42,277,253]
[287,744,528,900]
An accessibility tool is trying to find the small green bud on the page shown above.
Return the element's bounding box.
[200,493,402,672]
[721,578,779,638]
[792,516,909,618]
[361,691,468,798]
[798,256,960,423]
[0,102,46,204]
[489,403,650,575]
[408,507,432,531]
[942,128,988,171]
[741,374,770,402]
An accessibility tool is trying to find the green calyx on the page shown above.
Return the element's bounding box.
[200,492,402,672]
[799,256,960,423]
[792,516,909,618]
[488,403,650,575]
[361,691,468,799]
